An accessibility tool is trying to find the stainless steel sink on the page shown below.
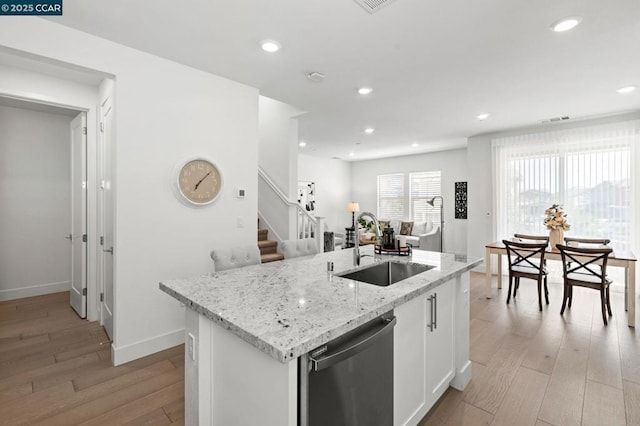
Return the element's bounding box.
[337,261,434,287]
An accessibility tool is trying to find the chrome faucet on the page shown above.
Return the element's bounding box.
[353,212,382,266]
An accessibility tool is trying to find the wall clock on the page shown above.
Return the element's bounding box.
[174,158,223,207]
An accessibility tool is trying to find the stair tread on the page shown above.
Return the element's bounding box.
[257,240,277,248]
[261,253,284,263]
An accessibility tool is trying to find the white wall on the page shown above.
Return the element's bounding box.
[298,154,351,232]
[0,18,259,364]
[258,96,304,197]
[258,96,304,239]
[466,111,640,269]
[0,105,72,300]
[350,149,468,254]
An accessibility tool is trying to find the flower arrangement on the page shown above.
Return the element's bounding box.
[544,204,570,231]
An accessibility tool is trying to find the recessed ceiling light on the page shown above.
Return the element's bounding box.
[358,87,373,95]
[551,17,582,32]
[411,142,419,148]
[364,127,375,134]
[260,39,281,52]
[349,152,355,157]
[476,113,490,121]
[616,85,637,94]
[299,141,307,147]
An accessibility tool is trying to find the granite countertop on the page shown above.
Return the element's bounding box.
[160,245,482,363]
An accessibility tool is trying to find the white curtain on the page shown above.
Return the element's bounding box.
[492,120,639,252]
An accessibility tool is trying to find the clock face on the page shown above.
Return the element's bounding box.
[176,159,222,206]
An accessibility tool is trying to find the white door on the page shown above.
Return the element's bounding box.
[100,96,114,339]
[69,112,87,318]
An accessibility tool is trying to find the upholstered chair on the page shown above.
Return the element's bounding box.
[280,238,320,259]
[210,245,261,272]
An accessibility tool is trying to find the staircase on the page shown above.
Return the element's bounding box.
[258,226,284,263]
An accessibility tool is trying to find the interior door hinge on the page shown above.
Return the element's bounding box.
[82,288,87,296]
[100,293,104,302]
[100,236,104,246]
[100,122,104,132]
[82,126,87,135]
[82,234,87,243]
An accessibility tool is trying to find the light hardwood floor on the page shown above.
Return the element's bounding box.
[0,291,184,425]
[2,271,639,425]
[421,272,640,426]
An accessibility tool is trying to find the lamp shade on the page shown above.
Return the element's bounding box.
[348,202,360,213]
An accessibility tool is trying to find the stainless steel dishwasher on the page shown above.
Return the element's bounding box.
[299,311,396,426]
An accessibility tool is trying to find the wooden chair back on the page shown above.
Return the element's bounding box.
[556,244,613,285]
[564,236,610,246]
[502,240,548,275]
[513,234,549,243]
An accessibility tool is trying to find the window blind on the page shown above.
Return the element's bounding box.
[410,171,442,224]
[377,173,404,219]
[493,120,639,251]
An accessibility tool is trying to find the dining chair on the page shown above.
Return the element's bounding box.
[280,238,320,259]
[557,244,614,325]
[564,236,611,246]
[513,234,549,243]
[502,240,549,311]
[210,245,261,272]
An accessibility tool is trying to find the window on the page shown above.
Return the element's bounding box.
[493,120,638,251]
[377,171,442,223]
[410,171,442,224]
[377,173,404,220]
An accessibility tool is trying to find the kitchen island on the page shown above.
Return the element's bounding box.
[160,245,482,425]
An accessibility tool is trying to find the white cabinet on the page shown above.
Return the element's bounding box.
[394,294,427,426]
[425,280,455,406]
[394,277,459,426]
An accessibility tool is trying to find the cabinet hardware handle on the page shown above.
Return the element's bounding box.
[434,292,438,330]
[428,295,434,332]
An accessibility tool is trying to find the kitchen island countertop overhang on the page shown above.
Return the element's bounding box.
[159,245,483,363]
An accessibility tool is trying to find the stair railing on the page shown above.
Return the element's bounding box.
[258,167,324,252]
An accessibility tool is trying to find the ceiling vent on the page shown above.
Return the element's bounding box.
[353,0,398,14]
[540,116,571,124]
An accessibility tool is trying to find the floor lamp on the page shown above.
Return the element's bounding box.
[427,196,444,252]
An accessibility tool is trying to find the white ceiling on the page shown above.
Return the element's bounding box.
[46,0,640,160]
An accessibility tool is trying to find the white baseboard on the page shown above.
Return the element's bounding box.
[0,281,70,301]
[451,360,472,391]
[112,328,185,366]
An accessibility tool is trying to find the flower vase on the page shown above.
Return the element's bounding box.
[549,229,564,251]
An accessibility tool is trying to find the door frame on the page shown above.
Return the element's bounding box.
[97,92,115,340]
[69,111,88,318]
[0,90,106,324]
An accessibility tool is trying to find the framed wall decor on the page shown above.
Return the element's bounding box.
[455,181,467,219]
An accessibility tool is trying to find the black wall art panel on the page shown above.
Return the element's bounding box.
[455,182,467,219]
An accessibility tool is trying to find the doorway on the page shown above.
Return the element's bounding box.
[0,90,112,331]
[0,98,84,308]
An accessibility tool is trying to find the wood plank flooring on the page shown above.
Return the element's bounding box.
[0,292,184,425]
[421,272,640,425]
[3,271,639,425]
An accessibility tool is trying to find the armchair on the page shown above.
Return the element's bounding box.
[418,225,441,251]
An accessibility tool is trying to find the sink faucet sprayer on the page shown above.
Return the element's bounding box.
[353,212,382,266]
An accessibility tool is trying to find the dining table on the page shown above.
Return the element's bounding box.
[485,241,638,327]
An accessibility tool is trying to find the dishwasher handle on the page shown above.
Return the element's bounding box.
[309,316,396,372]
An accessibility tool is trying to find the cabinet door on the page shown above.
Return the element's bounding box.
[425,281,455,406]
[394,294,427,426]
